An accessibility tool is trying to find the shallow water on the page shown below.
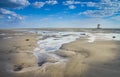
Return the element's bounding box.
[33,31,120,64]
[33,31,85,63]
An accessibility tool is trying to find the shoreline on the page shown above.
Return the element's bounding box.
[1,29,120,77]
[33,31,120,66]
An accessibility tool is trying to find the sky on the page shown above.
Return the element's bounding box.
[0,0,120,28]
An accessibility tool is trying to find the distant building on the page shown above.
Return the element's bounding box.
[97,24,101,29]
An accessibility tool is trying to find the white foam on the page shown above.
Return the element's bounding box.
[33,31,120,65]
[37,32,84,52]
[86,33,96,43]
[95,33,120,41]
[33,31,87,64]
[86,33,120,42]
[3,37,13,39]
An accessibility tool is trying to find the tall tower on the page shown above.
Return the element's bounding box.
[97,24,101,29]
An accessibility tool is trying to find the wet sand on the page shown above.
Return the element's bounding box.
[60,39,120,77]
[0,29,120,77]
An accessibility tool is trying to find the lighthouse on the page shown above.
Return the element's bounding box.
[97,24,101,29]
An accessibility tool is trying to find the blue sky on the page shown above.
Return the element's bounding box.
[0,0,120,28]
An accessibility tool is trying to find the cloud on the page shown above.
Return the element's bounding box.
[0,0,29,22]
[46,0,58,5]
[0,8,23,20]
[85,2,96,7]
[0,0,30,8]
[32,2,45,8]
[63,0,80,10]
[79,10,116,17]
[63,0,120,17]
[63,0,80,5]
[69,5,76,9]
[33,0,58,8]
[78,0,120,17]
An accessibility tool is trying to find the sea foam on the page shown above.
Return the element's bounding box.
[33,31,120,64]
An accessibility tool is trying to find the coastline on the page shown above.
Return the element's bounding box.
[1,29,120,77]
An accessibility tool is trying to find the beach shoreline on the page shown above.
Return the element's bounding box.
[0,29,120,77]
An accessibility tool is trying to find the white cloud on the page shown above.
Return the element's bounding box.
[101,0,111,3]
[33,2,45,8]
[78,0,120,17]
[0,0,30,8]
[46,0,58,5]
[0,8,23,20]
[79,10,116,17]
[62,0,120,17]
[33,0,58,8]
[10,0,30,6]
[0,0,27,24]
[69,5,76,9]
[85,2,96,7]
[63,0,80,9]
[63,0,80,5]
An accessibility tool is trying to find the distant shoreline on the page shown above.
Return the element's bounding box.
[1,28,120,34]
[0,28,120,30]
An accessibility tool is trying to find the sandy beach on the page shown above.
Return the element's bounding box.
[1,0,120,76]
[0,29,120,77]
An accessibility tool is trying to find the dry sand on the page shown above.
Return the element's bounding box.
[0,29,120,77]
[0,30,38,77]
